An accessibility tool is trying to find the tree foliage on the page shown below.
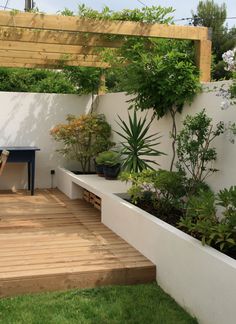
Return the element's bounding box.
[58,4,175,95]
[76,4,174,23]
[110,39,201,170]
[0,68,76,94]
[63,67,102,95]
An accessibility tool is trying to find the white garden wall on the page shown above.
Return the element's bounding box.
[0,92,91,189]
[97,81,236,192]
[0,81,235,192]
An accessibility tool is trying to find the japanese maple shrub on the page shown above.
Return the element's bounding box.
[51,114,114,173]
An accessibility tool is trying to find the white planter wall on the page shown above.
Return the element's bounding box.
[57,168,236,324]
[0,92,91,189]
[102,193,236,324]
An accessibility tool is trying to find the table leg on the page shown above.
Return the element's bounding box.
[28,162,31,191]
[31,154,35,196]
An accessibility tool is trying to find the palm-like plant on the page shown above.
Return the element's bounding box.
[116,110,165,172]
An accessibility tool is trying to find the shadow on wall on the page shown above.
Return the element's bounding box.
[0,92,90,189]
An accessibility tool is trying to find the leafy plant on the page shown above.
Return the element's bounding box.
[0,68,76,94]
[50,114,113,173]
[116,110,164,172]
[120,169,186,215]
[95,151,121,166]
[77,4,174,23]
[63,66,102,95]
[179,188,236,254]
[176,110,224,192]
[217,186,236,228]
[0,68,76,93]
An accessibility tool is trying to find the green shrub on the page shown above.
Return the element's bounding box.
[179,188,236,254]
[176,110,224,193]
[0,68,76,94]
[217,186,236,228]
[50,114,113,173]
[120,169,186,213]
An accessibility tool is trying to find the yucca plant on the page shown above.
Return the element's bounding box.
[116,110,164,172]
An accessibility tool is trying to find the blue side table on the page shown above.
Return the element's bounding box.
[0,146,40,195]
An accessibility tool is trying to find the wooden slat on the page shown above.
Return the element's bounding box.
[0,40,105,54]
[0,57,109,68]
[0,26,123,48]
[0,11,210,41]
[0,189,155,297]
[0,49,104,62]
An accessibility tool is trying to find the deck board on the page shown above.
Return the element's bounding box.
[0,189,155,297]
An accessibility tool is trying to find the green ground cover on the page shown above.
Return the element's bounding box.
[0,283,197,324]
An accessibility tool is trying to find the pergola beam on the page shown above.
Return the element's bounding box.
[0,40,106,55]
[0,56,109,68]
[0,26,123,48]
[0,10,212,81]
[0,11,210,41]
[0,49,105,62]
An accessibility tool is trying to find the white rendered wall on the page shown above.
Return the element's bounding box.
[97,81,236,193]
[0,81,235,192]
[0,92,91,189]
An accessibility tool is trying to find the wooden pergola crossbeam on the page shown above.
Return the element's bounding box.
[0,10,212,82]
[0,40,107,55]
[0,57,109,68]
[0,50,106,62]
[0,11,210,41]
[0,27,123,48]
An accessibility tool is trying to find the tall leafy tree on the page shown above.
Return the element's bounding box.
[113,39,201,170]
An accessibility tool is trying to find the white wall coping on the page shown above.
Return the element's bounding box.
[57,167,130,199]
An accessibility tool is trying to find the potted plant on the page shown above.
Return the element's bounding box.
[95,151,121,180]
[94,154,105,177]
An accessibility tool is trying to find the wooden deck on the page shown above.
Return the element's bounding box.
[0,189,155,297]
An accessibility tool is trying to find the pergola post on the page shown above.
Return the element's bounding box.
[98,72,106,95]
[195,39,212,82]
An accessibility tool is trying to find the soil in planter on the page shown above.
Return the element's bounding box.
[71,171,96,175]
[137,201,183,227]
[127,197,183,227]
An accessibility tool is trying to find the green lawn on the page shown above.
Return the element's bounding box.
[0,283,197,324]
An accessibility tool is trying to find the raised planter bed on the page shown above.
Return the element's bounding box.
[57,167,236,324]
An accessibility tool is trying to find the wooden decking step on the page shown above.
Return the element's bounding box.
[0,189,155,297]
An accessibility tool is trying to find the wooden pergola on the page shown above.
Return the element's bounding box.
[0,11,212,82]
